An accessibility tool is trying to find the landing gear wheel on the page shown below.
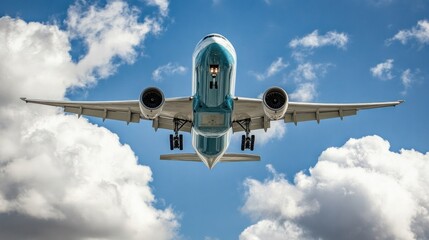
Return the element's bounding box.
[250,135,255,151]
[170,118,189,151]
[210,81,213,89]
[214,81,218,89]
[238,119,256,151]
[169,134,174,150]
[245,138,250,149]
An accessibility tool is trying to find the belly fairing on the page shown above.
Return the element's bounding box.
[192,129,232,168]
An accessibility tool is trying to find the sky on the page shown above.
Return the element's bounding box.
[0,0,428,239]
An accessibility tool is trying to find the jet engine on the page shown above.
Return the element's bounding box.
[262,87,288,120]
[139,87,165,119]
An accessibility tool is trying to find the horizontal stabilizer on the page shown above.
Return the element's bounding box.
[160,153,260,162]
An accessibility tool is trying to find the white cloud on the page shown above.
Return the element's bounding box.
[240,220,309,240]
[288,63,329,102]
[253,121,286,146]
[370,59,394,80]
[0,1,179,239]
[290,63,328,82]
[152,62,187,81]
[251,57,288,81]
[400,68,415,95]
[287,30,339,102]
[67,1,162,84]
[290,83,317,102]
[241,135,429,240]
[389,19,429,46]
[289,30,348,49]
[145,0,169,16]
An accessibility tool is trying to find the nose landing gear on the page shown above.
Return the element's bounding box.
[237,119,255,151]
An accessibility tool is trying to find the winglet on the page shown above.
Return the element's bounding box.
[396,100,405,106]
[20,97,28,103]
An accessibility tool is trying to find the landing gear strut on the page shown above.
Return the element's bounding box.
[237,119,255,151]
[169,118,187,150]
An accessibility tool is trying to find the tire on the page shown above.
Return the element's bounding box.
[179,134,183,150]
[169,134,174,150]
[241,135,245,151]
[245,138,250,149]
[210,81,213,89]
[250,135,255,151]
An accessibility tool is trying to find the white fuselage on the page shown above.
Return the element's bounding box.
[191,34,237,169]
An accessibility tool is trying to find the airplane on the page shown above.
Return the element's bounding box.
[21,33,403,169]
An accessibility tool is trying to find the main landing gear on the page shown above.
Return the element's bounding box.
[237,119,255,151]
[169,118,187,150]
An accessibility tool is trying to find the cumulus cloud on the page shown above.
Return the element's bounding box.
[253,121,286,146]
[389,19,429,46]
[251,57,288,81]
[241,135,429,240]
[289,30,348,49]
[288,63,330,101]
[67,1,162,84]
[0,1,179,239]
[152,62,187,81]
[290,62,329,82]
[370,59,394,80]
[289,83,317,102]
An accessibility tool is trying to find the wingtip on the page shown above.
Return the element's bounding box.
[20,97,27,103]
[398,100,405,104]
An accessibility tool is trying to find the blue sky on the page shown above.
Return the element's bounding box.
[0,0,428,239]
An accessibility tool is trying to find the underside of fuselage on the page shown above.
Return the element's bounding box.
[191,34,237,168]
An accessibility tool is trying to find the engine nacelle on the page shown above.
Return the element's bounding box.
[139,87,165,119]
[262,87,288,120]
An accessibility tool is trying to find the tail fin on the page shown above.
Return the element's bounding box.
[160,153,260,162]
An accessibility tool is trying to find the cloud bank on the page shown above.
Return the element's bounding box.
[0,1,179,239]
[240,135,429,240]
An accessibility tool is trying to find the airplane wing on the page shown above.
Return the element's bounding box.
[232,97,403,132]
[21,97,193,132]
